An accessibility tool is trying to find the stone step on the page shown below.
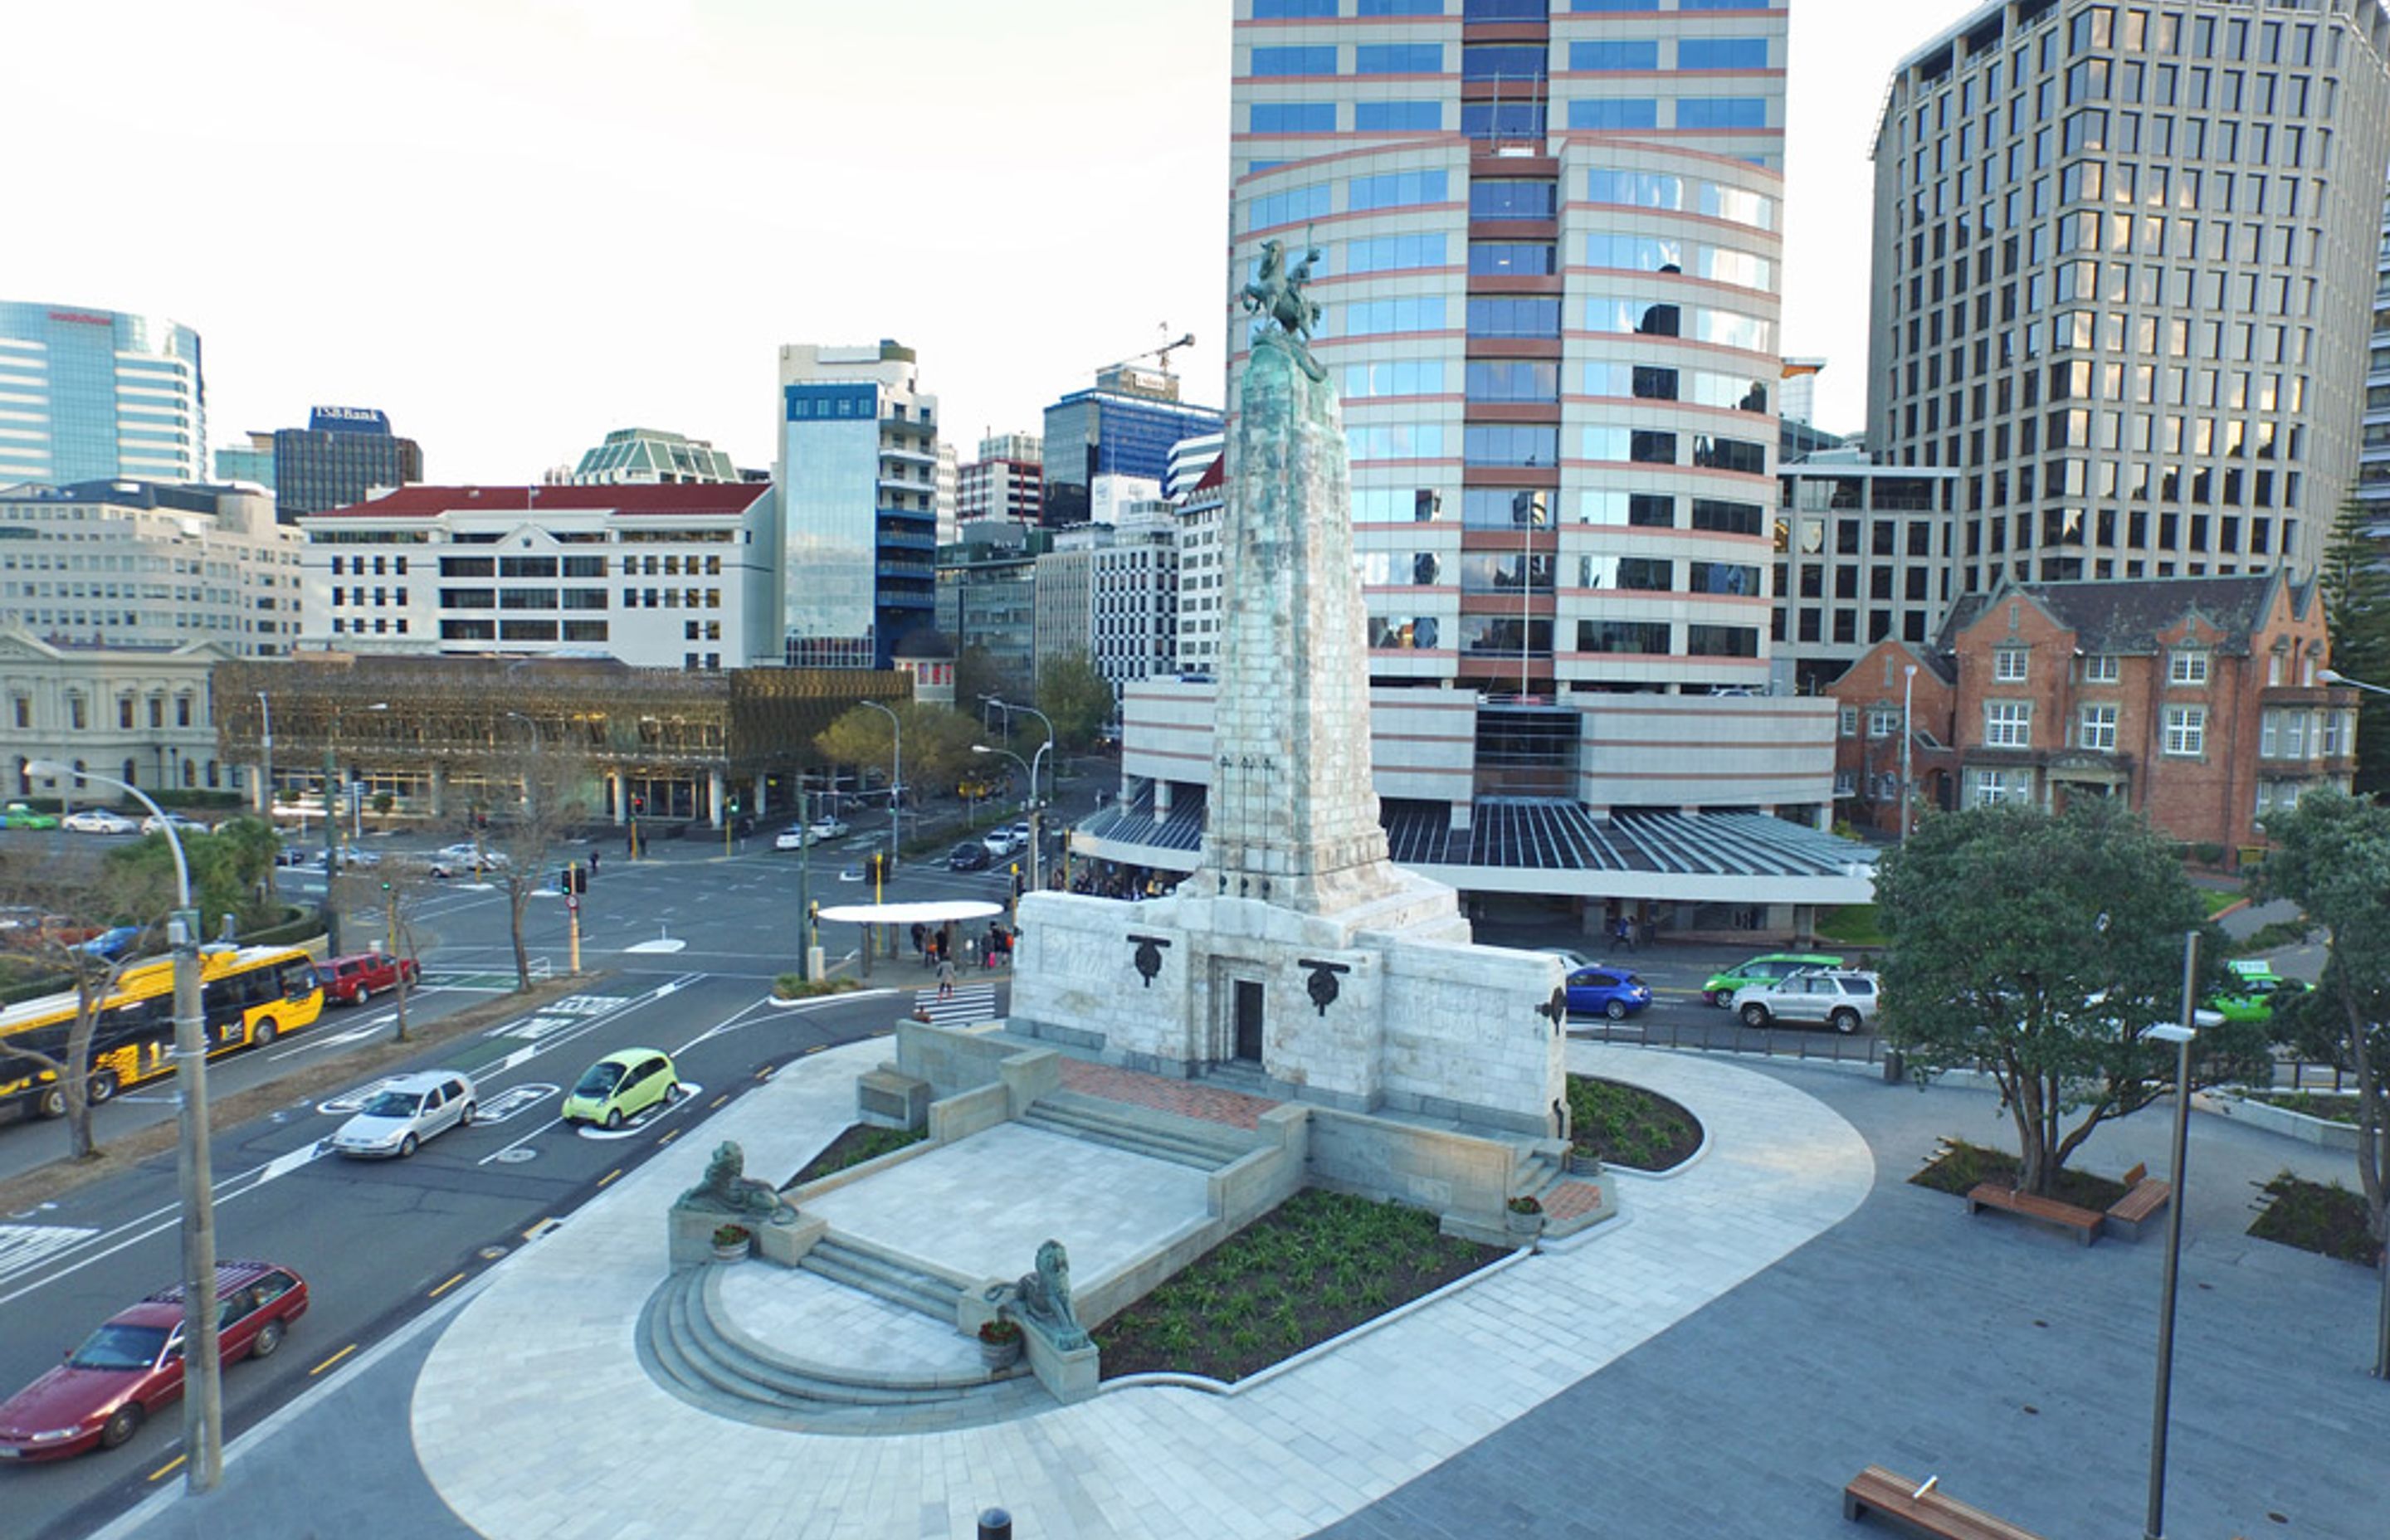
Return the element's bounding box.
[636,1267,1043,1436]
[1018,1089,1255,1170]
[799,1236,966,1322]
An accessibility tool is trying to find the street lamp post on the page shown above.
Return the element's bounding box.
[2139,929,2202,1540]
[973,740,1051,894]
[26,760,221,1493]
[255,691,276,904]
[860,699,902,899]
[1900,664,1918,841]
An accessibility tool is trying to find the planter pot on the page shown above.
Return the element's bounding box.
[979,1335,1023,1371]
[1505,1207,1543,1239]
[711,1238,752,1263]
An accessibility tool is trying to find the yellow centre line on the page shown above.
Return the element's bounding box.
[656,1128,680,1146]
[596,1167,622,1187]
[427,1271,466,1299]
[310,1343,358,1377]
[147,1453,186,1482]
[708,1094,728,1109]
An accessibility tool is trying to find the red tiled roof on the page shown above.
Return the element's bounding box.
[308,484,770,518]
[1190,454,1225,494]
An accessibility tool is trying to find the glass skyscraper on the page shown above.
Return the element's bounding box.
[776,340,941,669]
[1228,0,1788,701]
[1041,368,1222,527]
[273,407,424,520]
[0,300,206,486]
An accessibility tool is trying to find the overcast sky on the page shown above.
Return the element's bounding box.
[9,0,1979,481]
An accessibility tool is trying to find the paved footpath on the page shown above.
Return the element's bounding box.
[102,1043,2388,1540]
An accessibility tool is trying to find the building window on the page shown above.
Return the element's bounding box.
[1867,708,1900,738]
[1971,768,2017,806]
[1993,646,2029,682]
[10,698,27,729]
[1985,701,2032,748]
[2169,649,2209,685]
[2083,654,2120,683]
[2163,705,2207,756]
[68,695,86,730]
[1839,706,1858,737]
[2080,704,2118,751]
[119,698,135,729]
[177,697,192,728]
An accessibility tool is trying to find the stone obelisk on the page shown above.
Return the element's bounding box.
[1195,266,1404,917]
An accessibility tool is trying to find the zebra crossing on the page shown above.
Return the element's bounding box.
[910,982,999,1028]
[0,1222,99,1284]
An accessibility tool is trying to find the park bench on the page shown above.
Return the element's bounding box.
[1964,1181,2104,1245]
[1844,1465,2045,1540]
[2103,1161,2174,1241]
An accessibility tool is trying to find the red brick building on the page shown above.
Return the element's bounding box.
[1826,574,2355,863]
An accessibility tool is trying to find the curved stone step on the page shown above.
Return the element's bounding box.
[797,1236,965,1321]
[636,1267,1046,1435]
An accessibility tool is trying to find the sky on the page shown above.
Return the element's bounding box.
[9,0,1983,482]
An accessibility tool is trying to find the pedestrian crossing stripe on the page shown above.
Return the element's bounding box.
[911,984,998,1028]
[0,1222,100,1282]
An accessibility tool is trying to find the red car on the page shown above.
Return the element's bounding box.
[0,1260,308,1460]
[321,951,421,1006]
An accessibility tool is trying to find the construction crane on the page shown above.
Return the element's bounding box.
[1104,327,1196,377]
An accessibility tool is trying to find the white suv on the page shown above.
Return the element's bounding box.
[1731,969,1880,1034]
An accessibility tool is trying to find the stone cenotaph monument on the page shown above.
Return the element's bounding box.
[1008,241,1568,1138]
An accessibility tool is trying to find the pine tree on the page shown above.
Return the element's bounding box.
[2318,497,2390,794]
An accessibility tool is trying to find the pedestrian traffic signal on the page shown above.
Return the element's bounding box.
[632,795,645,814]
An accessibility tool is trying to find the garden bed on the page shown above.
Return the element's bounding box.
[2242,1089,2359,1123]
[788,1123,925,1187]
[2247,1172,2383,1267]
[1095,1188,1505,1382]
[1910,1138,2129,1211]
[1567,1075,1703,1172]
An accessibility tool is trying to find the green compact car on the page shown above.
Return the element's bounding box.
[1701,952,1846,1007]
[2,802,61,831]
[559,1048,680,1130]
[2207,960,2308,1024]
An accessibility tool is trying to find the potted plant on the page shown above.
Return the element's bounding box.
[1505,1194,1544,1238]
[978,1316,1024,1370]
[710,1222,753,1262]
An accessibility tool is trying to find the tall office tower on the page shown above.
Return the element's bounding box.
[0,301,206,485]
[959,432,1046,526]
[1040,365,1222,527]
[1229,0,1788,702]
[213,430,278,490]
[2362,181,2390,535]
[273,407,425,520]
[564,426,740,485]
[1871,1,2390,592]
[776,339,940,668]
[935,441,960,546]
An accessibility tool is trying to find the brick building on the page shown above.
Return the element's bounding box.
[1827,573,2356,862]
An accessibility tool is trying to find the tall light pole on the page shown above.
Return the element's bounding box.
[2139,929,2202,1540]
[255,691,276,904]
[974,740,1051,894]
[503,710,543,818]
[860,699,902,897]
[27,760,220,1492]
[1900,663,1918,841]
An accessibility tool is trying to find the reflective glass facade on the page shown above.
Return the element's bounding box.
[274,410,425,520]
[1041,387,1223,528]
[0,301,205,485]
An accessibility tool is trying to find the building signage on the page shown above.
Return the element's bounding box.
[46,310,113,326]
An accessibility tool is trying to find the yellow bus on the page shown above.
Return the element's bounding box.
[0,945,324,1120]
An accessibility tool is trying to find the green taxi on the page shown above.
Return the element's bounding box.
[1701,952,1846,1007]
[2207,958,2307,1024]
[2,802,60,831]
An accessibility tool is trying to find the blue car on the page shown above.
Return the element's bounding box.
[77,926,144,961]
[1565,966,1651,1021]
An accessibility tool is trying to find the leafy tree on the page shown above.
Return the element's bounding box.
[2250,787,2390,1377]
[1036,650,1115,750]
[2317,497,2390,794]
[814,703,979,825]
[954,644,1007,711]
[101,820,280,937]
[1875,799,2256,1195]
[331,859,441,1041]
[0,860,148,1160]
[480,745,592,991]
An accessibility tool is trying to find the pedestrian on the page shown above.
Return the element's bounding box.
[588,849,600,878]
[964,934,978,967]
[937,957,956,1000]
[910,921,928,966]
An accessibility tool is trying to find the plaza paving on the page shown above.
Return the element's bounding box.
[107,1037,2388,1540]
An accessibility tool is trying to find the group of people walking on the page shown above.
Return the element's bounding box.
[915,920,1016,999]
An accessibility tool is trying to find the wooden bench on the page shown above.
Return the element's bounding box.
[2105,1161,2174,1241]
[1964,1181,2104,1245]
[1845,1465,2044,1540]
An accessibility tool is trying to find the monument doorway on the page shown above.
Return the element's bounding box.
[1232,979,1265,1064]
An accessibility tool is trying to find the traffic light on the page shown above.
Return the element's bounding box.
[562,864,587,894]
[632,794,645,814]
[729,796,740,815]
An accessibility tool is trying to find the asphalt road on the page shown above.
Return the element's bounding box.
[0,814,1027,1540]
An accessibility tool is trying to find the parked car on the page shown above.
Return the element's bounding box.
[983,828,1025,858]
[1731,968,1880,1033]
[327,1070,476,1158]
[139,812,209,836]
[320,951,421,1006]
[2,802,60,831]
[948,841,993,871]
[61,810,139,836]
[2207,958,2309,1024]
[1564,966,1652,1020]
[0,1261,308,1460]
[560,1048,680,1129]
[1700,952,1846,1008]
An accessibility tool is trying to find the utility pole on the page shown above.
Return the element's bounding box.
[794,785,814,981]
[322,741,341,953]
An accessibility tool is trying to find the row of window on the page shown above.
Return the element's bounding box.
[432,553,724,578]
[1355,550,1758,596]
[1987,644,2213,685]
[1363,614,1758,657]
[1349,486,1768,536]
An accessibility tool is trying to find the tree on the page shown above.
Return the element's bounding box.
[2250,787,2390,1377]
[2318,497,2390,794]
[101,820,280,938]
[1875,799,2258,1196]
[0,860,147,1161]
[1036,650,1115,751]
[814,703,979,826]
[480,745,592,992]
[954,644,1007,711]
[331,860,440,1041]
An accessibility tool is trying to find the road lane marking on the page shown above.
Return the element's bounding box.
[426,1272,466,1299]
[708,1094,728,1109]
[308,1344,358,1376]
[521,1218,561,1242]
[595,1167,622,1187]
[146,1454,186,1482]
[656,1128,680,1146]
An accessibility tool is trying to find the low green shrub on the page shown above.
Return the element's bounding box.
[773,974,861,1001]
